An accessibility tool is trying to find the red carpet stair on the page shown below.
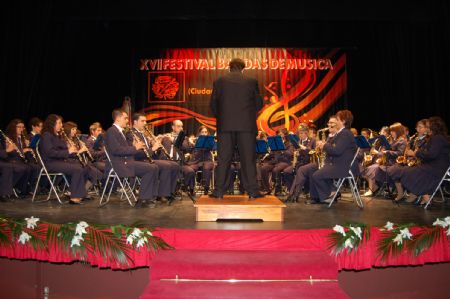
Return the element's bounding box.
[140,250,348,299]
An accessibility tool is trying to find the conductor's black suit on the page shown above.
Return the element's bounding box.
[210,71,263,196]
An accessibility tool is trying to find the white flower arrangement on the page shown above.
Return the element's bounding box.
[333,225,346,236]
[126,228,153,249]
[383,221,394,231]
[18,231,31,245]
[71,221,89,248]
[433,217,450,236]
[25,216,39,230]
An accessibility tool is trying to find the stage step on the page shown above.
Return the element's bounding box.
[141,281,348,299]
[140,250,348,299]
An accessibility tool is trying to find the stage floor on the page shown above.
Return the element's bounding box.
[0,192,448,229]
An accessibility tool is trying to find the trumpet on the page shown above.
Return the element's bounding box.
[143,126,171,160]
[129,129,154,164]
[0,129,27,162]
[60,129,87,167]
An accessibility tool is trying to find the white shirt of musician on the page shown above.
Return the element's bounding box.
[169,144,179,160]
[113,124,126,140]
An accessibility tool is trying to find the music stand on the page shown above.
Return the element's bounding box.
[195,135,215,150]
[255,139,269,154]
[354,136,371,149]
[173,130,195,203]
[377,135,391,150]
[93,134,104,151]
[377,135,393,198]
[29,134,41,149]
[287,134,300,149]
[267,136,286,151]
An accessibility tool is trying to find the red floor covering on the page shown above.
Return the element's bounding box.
[140,250,349,299]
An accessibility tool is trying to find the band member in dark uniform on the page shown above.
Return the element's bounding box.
[105,109,159,207]
[63,121,102,189]
[271,128,294,195]
[389,119,429,202]
[392,117,450,205]
[185,126,215,195]
[362,123,407,197]
[39,114,88,204]
[158,120,196,196]
[0,153,16,201]
[258,139,276,194]
[283,123,316,196]
[1,121,32,200]
[3,119,42,196]
[209,58,264,199]
[310,110,357,203]
[28,117,43,139]
[128,113,179,202]
[85,122,107,173]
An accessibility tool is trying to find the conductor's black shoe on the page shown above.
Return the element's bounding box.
[167,196,176,206]
[248,192,264,200]
[209,192,223,199]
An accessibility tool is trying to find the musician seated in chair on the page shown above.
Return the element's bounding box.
[391,117,449,205]
[185,126,215,195]
[39,114,89,204]
[362,123,406,197]
[159,120,196,196]
[105,109,159,208]
[127,113,179,203]
[309,110,357,204]
[282,123,316,194]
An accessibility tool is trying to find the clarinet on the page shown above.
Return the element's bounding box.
[75,135,94,163]
[0,129,27,162]
[130,129,154,164]
[144,126,172,160]
[60,130,87,167]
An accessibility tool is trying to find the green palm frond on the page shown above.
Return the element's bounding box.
[85,226,133,267]
[407,226,446,256]
[0,225,12,248]
[377,231,405,261]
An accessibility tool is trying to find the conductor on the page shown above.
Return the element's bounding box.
[209,58,264,199]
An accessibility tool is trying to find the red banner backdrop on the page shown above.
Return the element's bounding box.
[135,48,347,135]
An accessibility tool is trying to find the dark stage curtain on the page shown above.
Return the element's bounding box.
[1,1,449,134]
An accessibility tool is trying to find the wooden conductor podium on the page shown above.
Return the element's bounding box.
[194,195,286,222]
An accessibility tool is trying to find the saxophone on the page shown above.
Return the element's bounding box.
[309,128,328,168]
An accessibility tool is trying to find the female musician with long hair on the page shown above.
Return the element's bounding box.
[39,114,88,204]
[0,119,34,198]
[388,119,429,202]
[362,123,407,197]
[63,121,102,191]
[392,117,450,205]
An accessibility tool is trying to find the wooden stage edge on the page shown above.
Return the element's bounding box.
[194,195,286,222]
